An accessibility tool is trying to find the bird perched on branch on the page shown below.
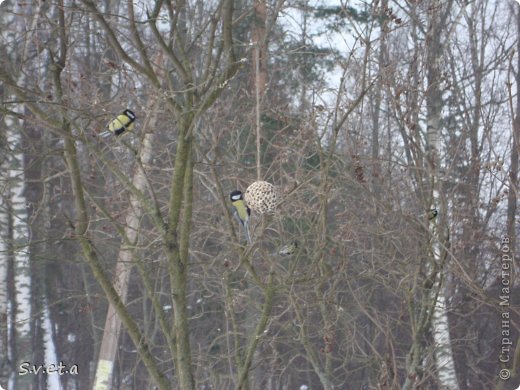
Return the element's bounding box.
[279,241,298,256]
[427,208,438,220]
[230,190,251,244]
[100,109,136,138]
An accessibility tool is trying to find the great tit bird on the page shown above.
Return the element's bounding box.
[230,190,251,244]
[279,241,298,256]
[427,208,438,220]
[100,109,136,138]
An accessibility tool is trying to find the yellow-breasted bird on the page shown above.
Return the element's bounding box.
[230,190,251,244]
[101,109,136,138]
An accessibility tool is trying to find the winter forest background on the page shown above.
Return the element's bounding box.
[0,0,519,389]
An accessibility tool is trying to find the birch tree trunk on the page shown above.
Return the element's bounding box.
[425,2,458,388]
[3,117,32,390]
[403,1,459,388]
[2,0,42,340]
[0,9,46,389]
[42,298,62,390]
[0,125,10,387]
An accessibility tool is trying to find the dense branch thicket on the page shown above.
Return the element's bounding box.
[0,0,518,389]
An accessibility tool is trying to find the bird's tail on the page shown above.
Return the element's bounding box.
[99,130,112,138]
[243,222,252,245]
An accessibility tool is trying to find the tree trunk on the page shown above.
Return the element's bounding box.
[164,114,196,390]
[0,96,9,386]
[503,3,520,384]
[403,2,459,388]
[425,2,458,388]
[93,109,159,389]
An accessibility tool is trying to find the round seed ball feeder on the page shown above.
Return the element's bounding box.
[244,181,278,214]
